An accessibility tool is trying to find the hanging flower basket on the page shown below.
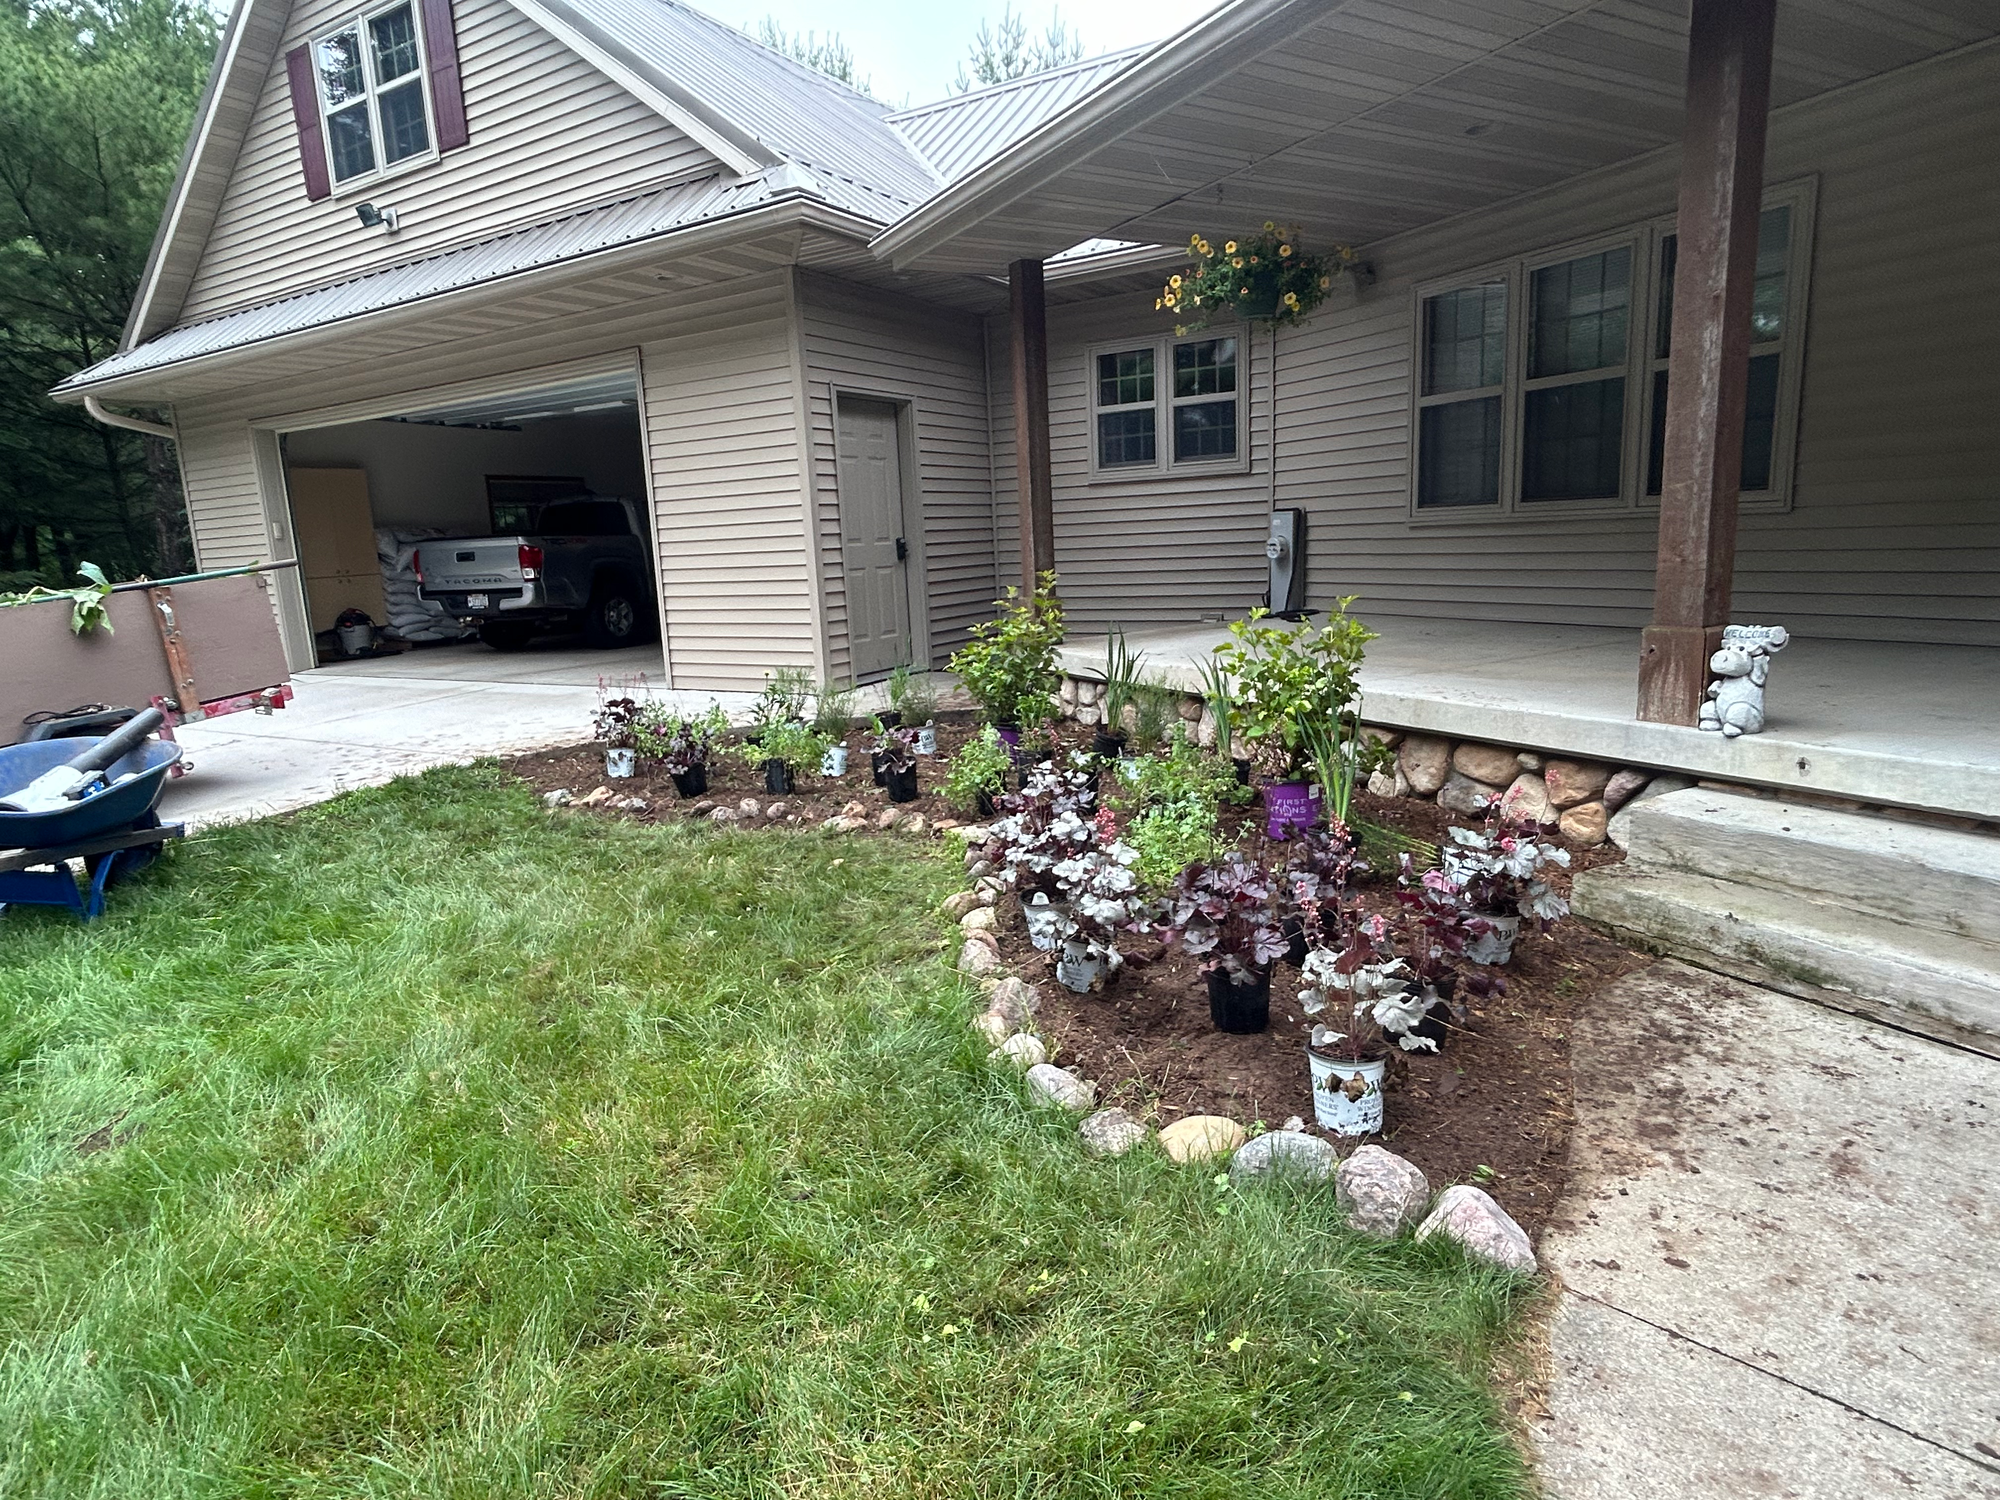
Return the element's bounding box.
[1157,224,1361,334]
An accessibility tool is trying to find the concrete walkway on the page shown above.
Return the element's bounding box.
[160,642,751,826]
[1536,962,2000,1497]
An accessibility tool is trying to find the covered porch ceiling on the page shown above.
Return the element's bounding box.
[874,0,2000,275]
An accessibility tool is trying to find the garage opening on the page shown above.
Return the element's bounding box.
[277,365,661,675]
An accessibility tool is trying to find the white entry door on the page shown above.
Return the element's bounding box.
[836,397,913,680]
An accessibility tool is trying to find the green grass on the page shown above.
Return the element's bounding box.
[0,765,1534,1498]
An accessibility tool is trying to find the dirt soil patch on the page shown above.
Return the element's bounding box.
[508,716,1647,1239]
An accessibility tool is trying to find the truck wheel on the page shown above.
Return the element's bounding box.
[584,578,646,648]
[479,622,535,652]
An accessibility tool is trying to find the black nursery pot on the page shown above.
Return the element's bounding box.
[885,764,920,803]
[1092,728,1128,760]
[1281,917,1308,969]
[877,710,904,730]
[870,749,889,786]
[975,788,997,818]
[670,764,708,798]
[762,759,795,795]
[1231,757,1252,786]
[1207,967,1272,1034]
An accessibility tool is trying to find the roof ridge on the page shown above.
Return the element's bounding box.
[887,45,1148,120]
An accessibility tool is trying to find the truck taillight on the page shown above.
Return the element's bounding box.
[518,544,543,581]
[412,549,423,584]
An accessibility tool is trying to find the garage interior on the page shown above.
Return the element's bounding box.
[277,367,659,673]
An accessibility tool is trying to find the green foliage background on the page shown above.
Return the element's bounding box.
[0,0,214,589]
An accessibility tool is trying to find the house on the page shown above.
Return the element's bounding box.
[56,0,1997,820]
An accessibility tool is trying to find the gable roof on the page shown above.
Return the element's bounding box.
[887,48,1142,184]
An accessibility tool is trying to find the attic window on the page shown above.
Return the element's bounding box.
[312,1,435,185]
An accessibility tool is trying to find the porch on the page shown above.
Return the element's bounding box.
[1055,617,2000,824]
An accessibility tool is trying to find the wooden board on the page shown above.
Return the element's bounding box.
[287,466,388,631]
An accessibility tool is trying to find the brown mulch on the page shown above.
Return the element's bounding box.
[506,715,1647,1240]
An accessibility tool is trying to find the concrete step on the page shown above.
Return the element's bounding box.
[1612,788,2000,943]
[1575,864,2000,1054]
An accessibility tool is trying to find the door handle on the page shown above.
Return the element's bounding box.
[895,537,909,561]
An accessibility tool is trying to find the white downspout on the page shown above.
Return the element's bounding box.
[84,394,176,441]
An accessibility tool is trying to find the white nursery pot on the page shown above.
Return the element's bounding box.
[821,744,849,776]
[1023,894,1068,952]
[1056,938,1104,993]
[1308,1050,1387,1137]
[915,724,937,756]
[605,746,637,778]
[1465,914,1521,966]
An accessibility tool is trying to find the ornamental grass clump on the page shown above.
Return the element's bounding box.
[1158,224,1361,333]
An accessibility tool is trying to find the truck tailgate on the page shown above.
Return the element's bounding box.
[420,539,523,593]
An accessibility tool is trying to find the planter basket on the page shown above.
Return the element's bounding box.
[670,764,708,798]
[1206,966,1271,1034]
[1308,1050,1386,1137]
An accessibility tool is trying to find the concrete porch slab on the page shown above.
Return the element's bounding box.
[1054,618,2000,820]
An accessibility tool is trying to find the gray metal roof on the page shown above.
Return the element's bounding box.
[888,50,1142,183]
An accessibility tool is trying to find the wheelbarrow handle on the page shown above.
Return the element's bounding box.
[62,707,167,776]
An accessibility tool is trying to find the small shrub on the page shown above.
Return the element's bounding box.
[947,572,1064,729]
[942,725,1011,814]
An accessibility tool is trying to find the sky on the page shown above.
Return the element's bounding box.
[685,0,1221,108]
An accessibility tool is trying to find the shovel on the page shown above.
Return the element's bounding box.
[0,708,170,814]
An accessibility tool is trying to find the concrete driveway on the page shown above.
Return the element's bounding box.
[159,641,751,826]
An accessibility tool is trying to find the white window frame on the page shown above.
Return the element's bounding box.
[311,0,439,195]
[1407,178,1816,521]
[1087,333,1251,480]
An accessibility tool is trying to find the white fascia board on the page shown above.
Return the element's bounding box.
[502,0,777,178]
[54,198,877,402]
[870,0,1340,271]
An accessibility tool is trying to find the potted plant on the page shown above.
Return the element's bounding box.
[593,682,644,778]
[1094,626,1142,759]
[635,701,728,797]
[943,724,1011,817]
[1192,653,1246,783]
[1275,823,1362,966]
[1157,224,1360,333]
[1438,815,1572,964]
[813,681,856,776]
[1050,808,1145,993]
[947,571,1064,751]
[1209,600,1375,840]
[978,762,1099,948]
[1296,924,1424,1138]
[874,723,922,803]
[1387,856,1508,1049]
[1163,851,1289,1033]
[889,667,941,755]
[754,665,814,727]
[740,719,826,796]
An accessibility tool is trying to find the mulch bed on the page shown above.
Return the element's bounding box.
[507,714,1648,1239]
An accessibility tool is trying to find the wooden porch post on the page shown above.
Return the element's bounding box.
[1009,258,1055,592]
[1636,0,1777,724]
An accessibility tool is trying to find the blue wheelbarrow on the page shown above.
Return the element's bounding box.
[0,710,184,922]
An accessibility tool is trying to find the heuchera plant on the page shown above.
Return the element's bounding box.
[1163,851,1289,982]
[634,702,729,774]
[1440,815,1573,925]
[593,680,644,750]
[872,722,921,775]
[1052,806,1147,972]
[981,761,1099,899]
[1391,855,1508,1011]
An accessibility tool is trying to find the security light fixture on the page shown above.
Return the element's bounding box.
[354,202,401,232]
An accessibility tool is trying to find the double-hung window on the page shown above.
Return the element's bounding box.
[313,1,435,187]
[1092,335,1244,474]
[1411,183,1812,516]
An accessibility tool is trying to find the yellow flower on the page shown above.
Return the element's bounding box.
[1279,244,1291,256]
[1263,220,1276,231]
[1170,274,1182,288]
[1231,257,1243,269]
[1224,241,1237,254]
[1282,291,1299,308]
[1320,276,1331,289]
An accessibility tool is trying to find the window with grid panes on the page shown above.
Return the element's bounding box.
[1171,337,1238,460]
[1416,283,1507,508]
[1522,247,1631,502]
[313,1,434,186]
[1095,348,1156,467]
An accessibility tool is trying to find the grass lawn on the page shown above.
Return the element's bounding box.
[0,765,1536,1498]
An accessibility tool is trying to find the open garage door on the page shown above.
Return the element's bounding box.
[275,360,664,684]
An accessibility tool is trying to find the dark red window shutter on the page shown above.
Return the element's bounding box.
[284,45,333,200]
[419,0,469,151]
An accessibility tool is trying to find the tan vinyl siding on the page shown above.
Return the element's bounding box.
[170,270,815,688]
[797,272,995,678]
[988,297,1274,631]
[1018,42,1999,646]
[178,0,719,323]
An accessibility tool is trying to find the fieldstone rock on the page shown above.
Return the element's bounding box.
[1438,770,1504,817]
[1157,1115,1246,1164]
[581,786,613,807]
[1075,703,1102,727]
[1178,695,1205,722]
[958,824,991,845]
[942,890,983,920]
[989,1032,1047,1070]
[1075,678,1102,706]
[764,801,789,820]
[1516,751,1544,771]
[1280,1115,1305,1133]
[958,940,1002,977]
[960,905,997,933]
[971,1010,1012,1046]
[738,797,761,818]
[1543,759,1612,810]
[1416,1185,1537,1274]
[1025,1064,1095,1111]
[876,807,903,830]
[899,815,928,837]
[967,860,995,882]
[1059,677,1079,711]
[692,800,716,815]
[1499,772,1554,826]
[1362,726,1403,751]
[1196,706,1219,748]
[1560,800,1610,848]
[974,876,1006,903]
[709,807,739,824]
[841,799,869,819]
[1335,1145,1431,1238]
[1398,734,1452,795]
[984,977,1040,1028]
[963,927,1000,955]
[823,816,867,833]
[1079,1107,1150,1158]
[1453,742,1520,786]
[1366,769,1398,798]
[1601,768,1651,813]
[1229,1130,1338,1184]
[542,788,572,806]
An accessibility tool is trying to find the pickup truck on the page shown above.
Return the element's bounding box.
[415,496,655,651]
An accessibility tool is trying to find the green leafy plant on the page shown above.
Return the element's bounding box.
[946,571,1065,729]
[1098,627,1143,743]
[1192,652,1236,762]
[633,702,729,773]
[1302,713,1393,829]
[0,562,114,635]
[1210,601,1376,779]
[1131,683,1178,753]
[942,725,1012,814]
[1158,225,1361,333]
[754,666,815,728]
[739,719,828,774]
[812,680,857,739]
[890,667,940,725]
[1126,799,1223,889]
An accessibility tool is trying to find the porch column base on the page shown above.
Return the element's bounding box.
[1637,623,1724,725]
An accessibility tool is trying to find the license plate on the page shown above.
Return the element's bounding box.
[466,593,488,609]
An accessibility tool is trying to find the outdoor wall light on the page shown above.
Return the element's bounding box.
[354,202,401,233]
